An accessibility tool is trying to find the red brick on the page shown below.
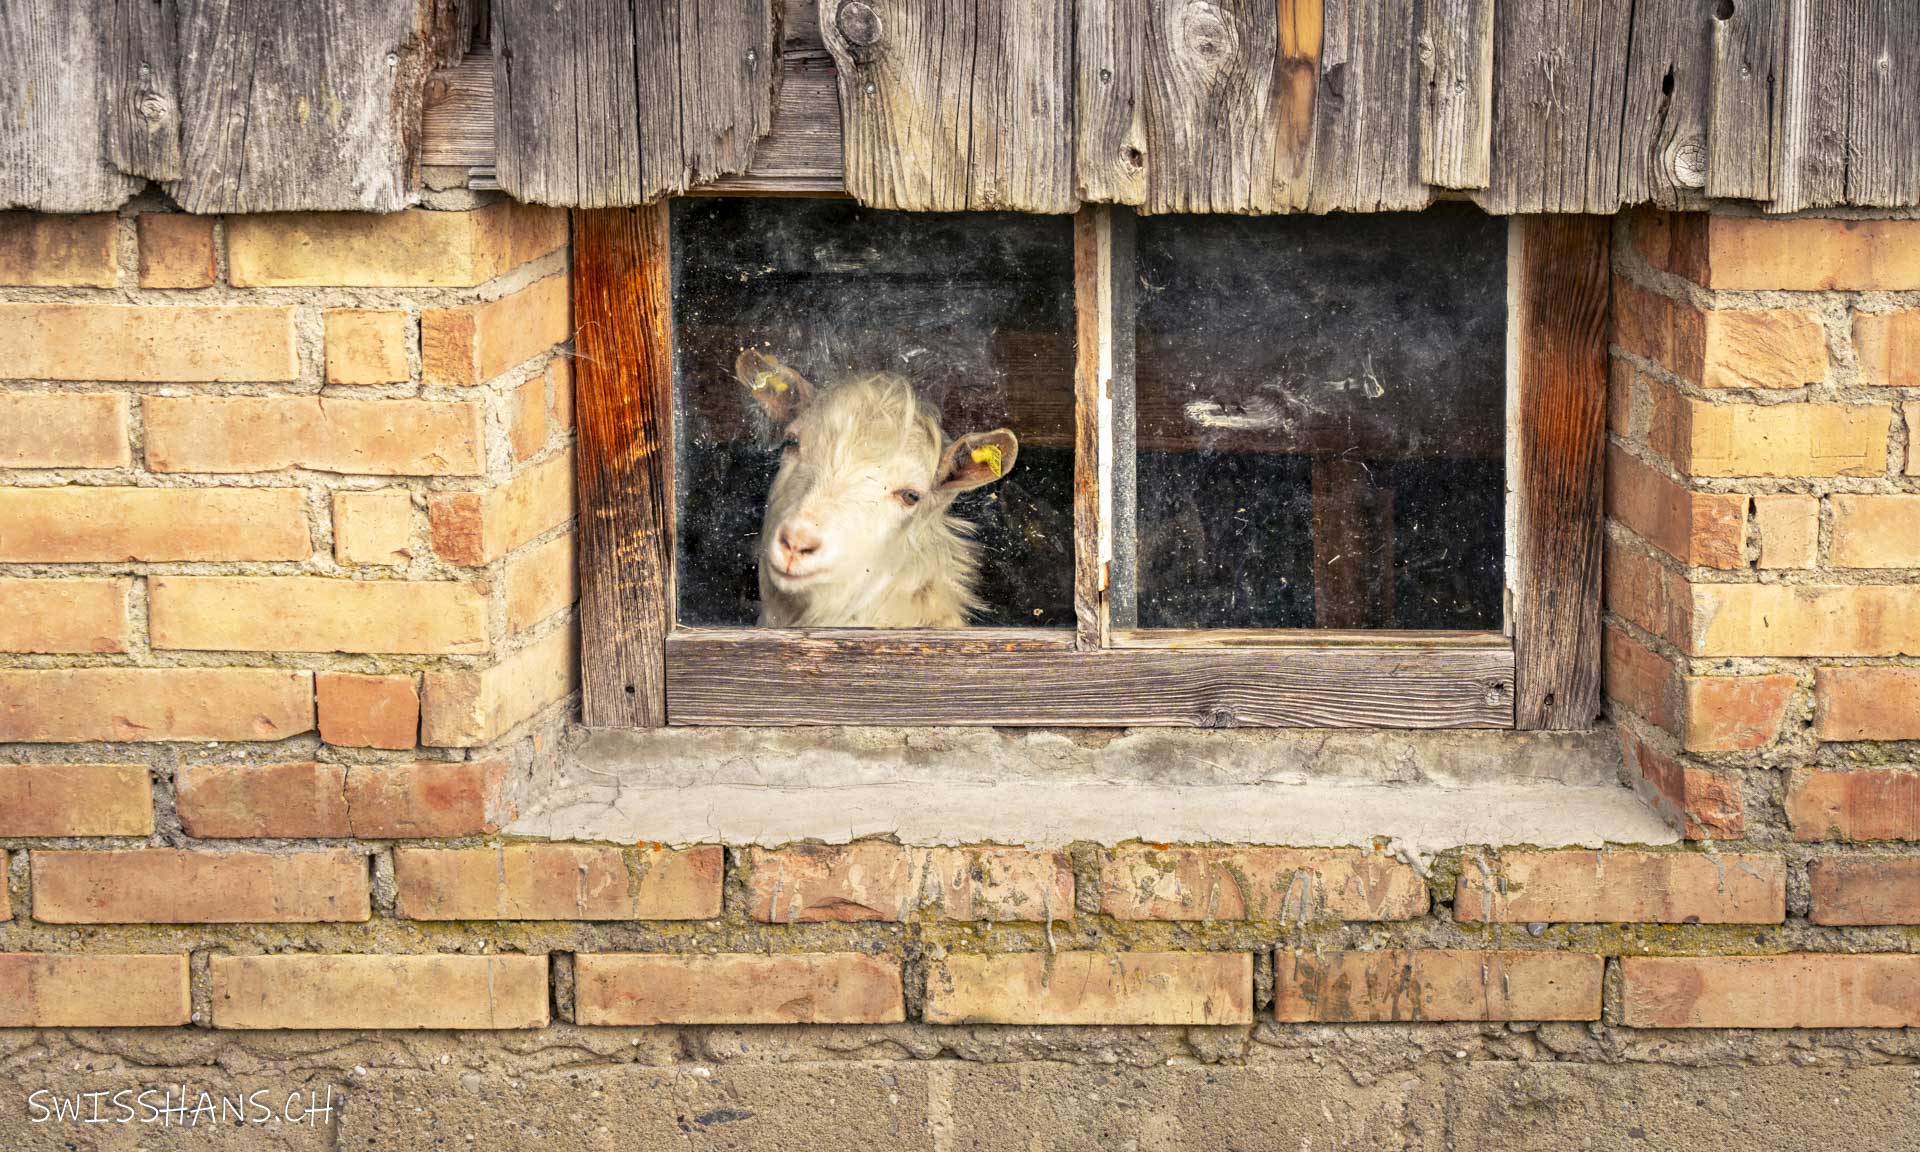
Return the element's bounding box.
[0,764,152,836]
[0,303,295,381]
[0,955,190,1027]
[0,392,130,468]
[1619,723,1745,839]
[342,759,509,838]
[0,487,310,562]
[1604,625,1676,732]
[1454,850,1784,924]
[422,275,568,385]
[746,843,912,922]
[175,761,350,839]
[0,578,129,654]
[33,849,369,924]
[1814,667,1920,741]
[1622,955,1920,1028]
[575,953,904,1026]
[1605,539,1693,651]
[135,214,217,289]
[150,576,487,655]
[211,954,548,1029]
[318,672,419,750]
[1274,949,1602,1022]
[0,212,118,286]
[1606,446,1745,568]
[0,667,313,744]
[144,395,484,476]
[396,845,722,920]
[427,453,573,565]
[926,952,1253,1026]
[1099,846,1426,921]
[1786,769,1920,842]
[1807,858,1920,925]
[1680,674,1797,752]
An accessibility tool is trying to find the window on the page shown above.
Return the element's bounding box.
[572,202,1607,733]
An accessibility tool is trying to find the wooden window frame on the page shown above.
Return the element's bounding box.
[573,201,1607,732]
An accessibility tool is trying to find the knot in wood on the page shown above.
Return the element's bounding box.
[836,1,883,48]
[1171,2,1237,81]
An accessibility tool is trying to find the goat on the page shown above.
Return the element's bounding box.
[734,349,1019,628]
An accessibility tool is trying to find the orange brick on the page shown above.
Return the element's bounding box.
[0,212,117,286]
[1691,217,1920,291]
[508,373,548,462]
[422,275,568,385]
[1680,674,1797,752]
[1612,278,1675,364]
[921,846,1074,922]
[33,849,368,924]
[1621,955,1920,1028]
[341,759,509,838]
[0,303,294,381]
[318,672,419,750]
[0,764,152,836]
[175,762,350,838]
[746,844,1073,924]
[0,955,190,1027]
[1675,399,1890,478]
[1606,447,1745,568]
[1814,667,1920,741]
[1910,403,1920,475]
[1786,769,1920,842]
[135,214,216,288]
[323,308,411,385]
[428,453,573,564]
[331,489,414,565]
[0,667,312,743]
[1853,308,1920,386]
[576,953,904,1026]
[150,576,487,655]
[211,954,548,1029]
[927,952,1253,1026]
[144,395,484,476]
[1274,949,1602,1022]
[1607,357,1637,437]
[395,844,722,920]
[1752,494,1818,569]
[226,202,566,288]
[420,625,574,747]
[0,577,128,653]
[1454,850,1783,924]
[1689,584,1920,657]
[1807,858,1920,925]
[1620,723,1745,839]
[1681,308,1828,390]
[1604,625,1676,731]
[504,533,575,633]
[1644,377,1693,470]
[1604,539,1692,650]
[1099,846,1426,921]
[0,487,310,561]
[1830,494,1920,568]
[548,357,574,430]
[0,392,130,468]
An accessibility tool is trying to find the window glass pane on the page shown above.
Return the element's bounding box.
[1125,205,1507,630]
[671,198,1076,629]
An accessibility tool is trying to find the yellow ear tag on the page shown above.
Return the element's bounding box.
[751,371,788,393]
[970,443,1004,478]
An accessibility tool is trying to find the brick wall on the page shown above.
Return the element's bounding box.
[2,204,1919,1116]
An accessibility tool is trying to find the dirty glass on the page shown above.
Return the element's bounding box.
[671,198,1076,629]
[1122,205,1508,631]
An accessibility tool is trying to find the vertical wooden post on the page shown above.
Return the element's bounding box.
[1072,206,1113,650]
[1513,215,1610,730]
[573,204,674,727]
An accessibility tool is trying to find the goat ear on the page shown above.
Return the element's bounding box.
[734,349,816,427]
[936,429,1019,492]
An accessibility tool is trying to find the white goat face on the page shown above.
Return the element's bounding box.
[734,349,1018,597]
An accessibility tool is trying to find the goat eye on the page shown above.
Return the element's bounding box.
[896,489,922,508]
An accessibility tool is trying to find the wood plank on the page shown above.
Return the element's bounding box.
[574,205,675,727]
[667,632,1516,727]
[1512,215,1608,731]
[1617,0,1714,209]
[1072,208,1112,650]
[1307,0,1425,212]
[1075,0,1148,204]
[1707,0,1783,200]
[104,0,185,183]
[1141,0,1287,213]
[1480,0,1635,213]
[1111,629,1508,649]
[0,0,143,211]
[1841,0,1920,208]
[494,0,777,205]
[821,0,1075,211]
[1271,0,1323,208]
[420,53,494,167]
[1417,0,1493,189]
[1107,208,1140,630]
[1770,0,1848,212]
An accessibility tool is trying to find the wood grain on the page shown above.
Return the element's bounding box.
[574,205,674,727]
[667,630,1516,727]
[104,0,185,183]
[1479,0,1635,213]
[0,0,143,211]
[1512,215,1609,731]
[1617,0,1714,209]
[420,53,494,167]
[1142,0,1285,213]
[1417,0,1493,189]
[820,0,1076,211]
[1840,0,1920,208]
[1770,0,1848,212]
[1306,0,1424,212]
[1075,0,1148,204]
[1707,0,1783,201]
[1072,208,1112,651]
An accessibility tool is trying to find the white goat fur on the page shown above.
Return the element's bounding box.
[751,368,1011,628]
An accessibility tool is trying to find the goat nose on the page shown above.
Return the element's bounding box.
[778,522,821,560]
